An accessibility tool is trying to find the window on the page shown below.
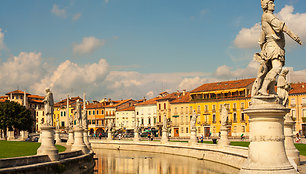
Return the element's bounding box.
[137,111,139,115]
[154,117,156,124]
[292,110,296,118]
[141,118,144,124]
[97,110,99,115]
[64,111,66,116]
[61,121,65,127]
[233,113,237,122]
[242,125,246,132]
[241,113,245,121]
[164,103,166,110]
[212,105,216,111]
[148,118,151,124]
[159,104,161,110]
[61,112,63,117]
[93,111,95,115]
[186,127,188,133]
[181,128,184,133]
[291,98,296,106]
[213,114,216,123]
[303,109,306,118]
[233,103,237,109]
[302,98,306,105]
[205,105,208,112]
[74,120,76,125]
[102,110,104,114]
[197,105,201,112]
[89,111,91,115]
[92,120,96,124]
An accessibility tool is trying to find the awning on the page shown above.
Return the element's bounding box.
[172,115,179,118]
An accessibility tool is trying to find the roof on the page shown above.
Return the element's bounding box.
[0,96,8,99]
[54,96,83,107]
[0,99,7,102]
[156,92,182,101]
[117,106,135,112]
[104,99,133,108]
[28,95,44,99]
[171,92,190,104]
[86,102,105,109]
[29,99,44,103]
[5,90,30,95]
[289,82,306,95]
[135,97,161,106]
[191,78,255,93]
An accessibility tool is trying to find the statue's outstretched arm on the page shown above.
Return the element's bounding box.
[283,24,303,45]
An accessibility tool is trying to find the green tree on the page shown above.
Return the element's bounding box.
[0,101,33,140]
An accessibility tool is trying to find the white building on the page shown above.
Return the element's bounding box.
[135,97,159,131]
[115,106,135,132]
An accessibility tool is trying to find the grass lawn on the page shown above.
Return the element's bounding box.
[0,140,66,158]
[230,141,306,156]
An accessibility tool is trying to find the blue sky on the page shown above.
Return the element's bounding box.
[0,0,306,101]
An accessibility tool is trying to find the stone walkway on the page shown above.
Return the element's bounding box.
[299,155,306,174]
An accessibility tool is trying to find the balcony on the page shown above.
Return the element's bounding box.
[96,124,104,127]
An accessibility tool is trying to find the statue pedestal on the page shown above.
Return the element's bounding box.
[55,130,61,143]
[240,96,296,174]
[107,131,112,141]
[71,127,89,154]
[133,131,140,142]
[7,131,15,140]
[284,115,300,166]
[218,126,229,147]
[161,129,168,144]
[66,129,74,145]
[37,126,59,161]
[83,129,92,150]
[19,131,28,141]
[189,127,197,145]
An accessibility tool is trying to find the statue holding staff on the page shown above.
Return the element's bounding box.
[252,0,302,97]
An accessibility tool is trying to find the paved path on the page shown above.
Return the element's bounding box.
[299,155,306,174]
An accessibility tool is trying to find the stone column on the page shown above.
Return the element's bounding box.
[83,128,92,150]
[218,126,229,147]
[7,130,15,140]
[66,129,74,145]
[284,113,300,166]
[133,131,140,142]
[107,129,112,141]
[240,96,296,174]
[71,127,89,154]
[161,114,168,144]
[189,126,197,145]
[37,126,59,161]
[55,129,61,143]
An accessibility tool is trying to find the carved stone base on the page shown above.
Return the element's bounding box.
[284,115,300,166]
[240,96,296,174]
[66,129,74,145]
[218,126,229,147]
[37,126,59,161]
[189,128,197,145]
[7,131,15,140]
[161,130,168,144]
[83,129,92,150]
[55,130,61,143]
[133,132,140,142]
[107,131,112,141]
[71,127,89,154]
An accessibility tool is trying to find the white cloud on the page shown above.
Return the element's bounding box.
[234,23,261,49]
[73,37,105,55]
[146,91,154,99]
[234,5,306,49]
[0,28,6,51]
[73,13,81,21]
[104,0,109,4]
[51,4,66,18]
[31,59,109,99]
[0,52,46,92]
[178,77,208,91]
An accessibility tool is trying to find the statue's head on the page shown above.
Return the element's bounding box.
[45,88,50,93]
[281,68,289,76]
[261,0,274,12]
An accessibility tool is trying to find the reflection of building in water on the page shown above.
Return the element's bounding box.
[94,149,239,174]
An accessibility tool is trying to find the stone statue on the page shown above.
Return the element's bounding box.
[82,109,87,129]
[277,68,290,106]
[69,115,73,128]
[190,111,198,129]
[221,104,228,127]
[43,88,54,126]
[252,0,302,97]
[134,119,139,133]
[56,118,60,130]
[74,99,82,127]
[162,114,167,131]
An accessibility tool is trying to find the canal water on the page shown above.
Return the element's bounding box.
[94,149,239,174]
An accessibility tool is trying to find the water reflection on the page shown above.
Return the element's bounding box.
[94,149,239,174]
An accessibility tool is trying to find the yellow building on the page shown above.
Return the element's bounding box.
[288,82,306,134]
[189,78,254,137]
[169,91,191,137]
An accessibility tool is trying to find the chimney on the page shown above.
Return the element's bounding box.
[143,96,146,102]
[23,91,27,108]
[183,89,186,96]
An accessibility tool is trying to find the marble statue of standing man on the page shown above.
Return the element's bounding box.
[74,99,82,127]
[252,0,302,97]
[43,88,54,126]
[221,104,228,127]
[190,110,198,129]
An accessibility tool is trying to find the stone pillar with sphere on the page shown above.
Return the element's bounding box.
[218,104,230,147]
[82,93,91,150]
[161,114,168,144]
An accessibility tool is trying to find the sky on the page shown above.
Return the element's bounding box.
[0,0,306,101]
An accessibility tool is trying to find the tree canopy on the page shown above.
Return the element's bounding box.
[0,101,33,134]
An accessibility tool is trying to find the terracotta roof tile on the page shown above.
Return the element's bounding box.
[28,95,44,99]
[117,106,135,111]
[135,97,161,106]
[171,92,190,104]
[104,99,133,108]
[5,90,30,95]
[289,82,306,95]
[156,92,182,101]
[191,78,255,93]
